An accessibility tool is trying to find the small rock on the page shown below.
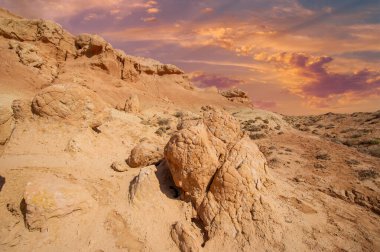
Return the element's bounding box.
[111,161,129,172]
[124,95,140,113]
[127,140,163,168]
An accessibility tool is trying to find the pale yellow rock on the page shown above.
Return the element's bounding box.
[23,176,94,231]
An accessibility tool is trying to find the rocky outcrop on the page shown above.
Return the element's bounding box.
[75,33,110,57]
[23,176,94,231]
[127,140,163,168]
[31,83,107,125]
[165,107,271,245]
[9,41,44,68]
[0,17,76,53]
[220,88,251,105]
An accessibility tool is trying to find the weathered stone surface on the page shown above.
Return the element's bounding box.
[127,140,163,168]
[11,99,31,120]
[31,83,106,125]
[165,108,269,243]
[9,40,44,68]
[0,105,15,145]
[23,176,94,231]
[75,33,110,57]
[124,94,140,113]
[171,221,202,252]
[129,165,159,203]
[110,161,129,172]
[220,88,251,105]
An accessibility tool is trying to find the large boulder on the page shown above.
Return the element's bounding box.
[23,176,94,231]
[31,83,107,125]
[127,140,163,168]
[165,108,243,207]
[164,108,271,245]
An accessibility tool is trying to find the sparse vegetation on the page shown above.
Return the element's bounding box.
[357,169,379,181]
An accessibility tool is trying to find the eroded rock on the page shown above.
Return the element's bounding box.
[31,83,107,125]
[165,108,271,244]
[124,94,140,113]
[23,176,94,231]
[171,221,202,252]
[0,105,15,145]
[127,140,163,168]
[220,88,251,105]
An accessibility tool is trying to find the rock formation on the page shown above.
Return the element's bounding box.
[220,88,251,105]
[165,107,274,247]
[23,176,94,231]
[127,139,163,168]
[31,83,107,126]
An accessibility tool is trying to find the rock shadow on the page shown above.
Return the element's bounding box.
[155,160,181,200]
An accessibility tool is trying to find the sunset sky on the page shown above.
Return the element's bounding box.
[1,0,379,115]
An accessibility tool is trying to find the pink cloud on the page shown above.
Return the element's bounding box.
[252,100,277,109]
[257,52,380,98]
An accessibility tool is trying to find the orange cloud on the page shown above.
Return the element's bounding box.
[146,7,159,14]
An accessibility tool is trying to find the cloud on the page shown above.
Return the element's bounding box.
[190,72,245,89]
[252,100,277,109]
[256,52,380,99]
[146,7,159,14]
[201,7,214,14]
[141,16,157,22]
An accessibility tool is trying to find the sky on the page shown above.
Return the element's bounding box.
[1,0,379,115]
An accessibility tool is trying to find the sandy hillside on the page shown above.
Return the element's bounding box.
[0,8,379,252]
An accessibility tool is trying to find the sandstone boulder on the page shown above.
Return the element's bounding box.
[23,176,94,231]
[110,161,129,172]
[75,33,110,57]
[165,108,243,207]
[31,83,106,125]
[165,108,270,244]
[127,140,163,168]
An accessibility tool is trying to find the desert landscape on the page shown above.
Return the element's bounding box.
[0,5,379,252]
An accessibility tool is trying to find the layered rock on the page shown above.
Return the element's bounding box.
[220,88,251,105]
[165,107,271,245]
[31,83,107,126]
[23,176,94,231]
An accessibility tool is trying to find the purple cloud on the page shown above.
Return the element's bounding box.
[190,73,245,89]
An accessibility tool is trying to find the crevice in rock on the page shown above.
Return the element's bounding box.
[191,217,209,247]
[91,125,101,134]
[19,198,27,228]
[0,176,5,192]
